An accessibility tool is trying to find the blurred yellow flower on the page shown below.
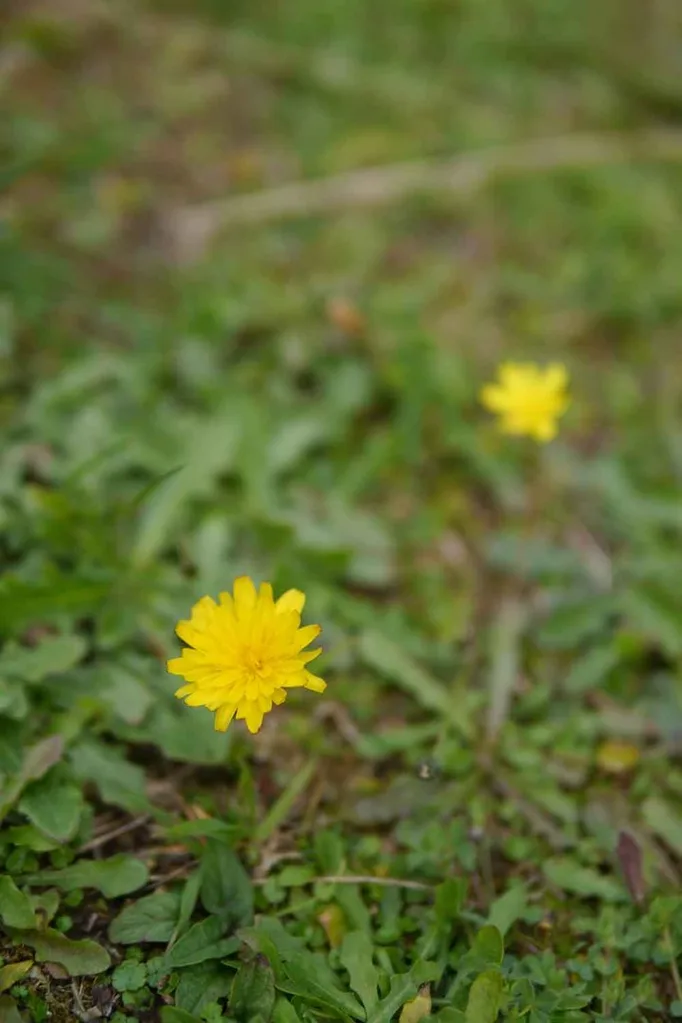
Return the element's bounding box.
[480,362,569,442]
[168,577,325,734]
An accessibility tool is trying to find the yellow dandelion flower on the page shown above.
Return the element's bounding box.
[480,362,569,442]
[168,576,326,734]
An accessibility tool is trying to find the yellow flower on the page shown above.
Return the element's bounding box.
[168,577,326,734]
[480,362,569,442]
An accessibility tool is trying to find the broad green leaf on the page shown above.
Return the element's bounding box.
[0,635,86,683]
[339,931,380,1013]
[0,961,32,994]
[621,585,682,657]
[0,876,36,929]
[112,960,147,993]
[563,644,620,694]
[19,776,83,842]
[24,853,148,898]
[486,885,527,937]
[543,857,627,902]
[464,969,503,1023]
[134,706,230,765]
[0,577,109,636]
[161,1009,203,1023]
[70,740,152,815]
[230,955,276,1022]
[5,823,60,852]
[358,630,455,723]
[435,878,467,929]
[367,973,419,1023]
[29,889,61,929]
[132,414,240,565]
[272,1000,304,1023]
[0,736,64,820]
[536,594,615,650]
[164,916,239,969]
[21,929,110,975]
[281,952,365,1019]
[174,961,233,1014]
[200,840,253,926]
[109,891,181,944]
[101,663,153,725]
[642,796,682,855]
[470,926,503,967]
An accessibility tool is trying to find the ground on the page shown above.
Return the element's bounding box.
[2,1,682,1021]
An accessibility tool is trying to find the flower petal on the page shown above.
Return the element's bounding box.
[295,624,322,651]
[303,671,327,693]
[276,588,306,615]
[244,705,264,734]
[233,576,257,614]
[215,704,237,731]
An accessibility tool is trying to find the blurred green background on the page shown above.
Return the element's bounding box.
[3,1,682,1021]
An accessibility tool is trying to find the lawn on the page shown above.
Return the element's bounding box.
[3,2,682,1021]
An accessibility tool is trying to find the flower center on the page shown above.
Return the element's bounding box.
[243,647,269,679]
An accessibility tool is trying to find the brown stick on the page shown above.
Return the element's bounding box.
[166,129,682,261]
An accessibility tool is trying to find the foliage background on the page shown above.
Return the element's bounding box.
[2,1,682,1020]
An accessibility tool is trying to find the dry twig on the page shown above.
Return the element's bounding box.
[167,129,682,261]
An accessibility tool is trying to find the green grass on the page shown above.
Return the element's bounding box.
[3,1,682,1020]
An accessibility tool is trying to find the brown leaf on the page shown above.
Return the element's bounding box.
[617,830,646,904]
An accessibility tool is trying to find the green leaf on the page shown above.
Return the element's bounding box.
[470,926,504,967]
[435,878,467,929]
[536,594,615,650]
[0,577,109,636]
[254,759,317,844]
[112,960,147,993]
[367,973,419,1023]
[230,955,276,1022]
[642,796,682,855]
[0,635,86,683]
[174,961,233,1014]
[0,736,64,820]
[170,871,202,947]
[486,599,526,740]
[24,853,148,898]
[464,969,503,1023]
[339,931,380,1013]
[543,857,627,902]
[272,999,304,1023]
[161,1009,203,1023]
[0,876,37,929]
[563,644,620,694]
[280,951,365,1019]
[134,706,230,765]
[29,889,60,929]
[109,891,181,944]
[622,585,682,657]
[0,960,32,994]
[132,414,240,565]
[486,885,527,937]
[358,630,456,723]
[200,840,253,927]
[164,916,239,969]
[19,777,83,842]
[21,929,110,975]
[70,739,153,815]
